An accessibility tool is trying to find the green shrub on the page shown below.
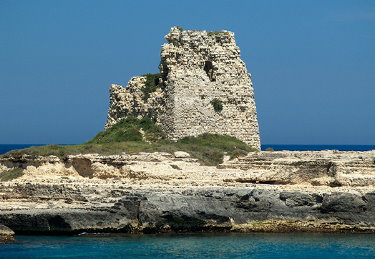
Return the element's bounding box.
[207,31,230,37]
[0,168,24,181]
[175,26,183,32]
[88,116,164,144]
[210,98,223,112]
[141,73,161,100]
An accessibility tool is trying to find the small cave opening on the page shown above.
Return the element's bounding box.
[204,61,216,82]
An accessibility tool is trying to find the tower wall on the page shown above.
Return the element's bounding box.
[106,27,261,150]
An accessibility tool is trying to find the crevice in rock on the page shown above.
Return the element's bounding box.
[203,61,216,82]
[71,158,94,178]
[226,178,289,185]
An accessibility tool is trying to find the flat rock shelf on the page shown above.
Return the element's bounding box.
[0,150,374,235]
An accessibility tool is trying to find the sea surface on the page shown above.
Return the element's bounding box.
[261,144,375,151]
[0,144,45,155]
[1,233,375,258]
[0,144,374,156]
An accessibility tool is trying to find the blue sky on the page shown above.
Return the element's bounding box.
[0,0,374,145]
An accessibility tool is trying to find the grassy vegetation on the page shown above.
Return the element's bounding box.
[1,117,257,166]
[88,116,165,144]
[0,168,24,181]
[207,31,230,37]
[173,134,255,165]
[141,73,161,100]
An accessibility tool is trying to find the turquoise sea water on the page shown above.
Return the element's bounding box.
[1,233,375,258]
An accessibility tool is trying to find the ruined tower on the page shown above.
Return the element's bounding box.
[106,27,261,149]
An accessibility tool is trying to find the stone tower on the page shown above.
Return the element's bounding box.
[106,27,261,149]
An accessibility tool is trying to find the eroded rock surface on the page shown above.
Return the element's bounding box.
[0,224,15,243]
[0,150,374,234]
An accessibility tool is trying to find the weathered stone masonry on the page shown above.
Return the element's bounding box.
[106,27,261,149]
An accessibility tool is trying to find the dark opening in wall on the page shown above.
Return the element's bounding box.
[204,61,216,82]
[210,98,223,112]
[159,61,169,86]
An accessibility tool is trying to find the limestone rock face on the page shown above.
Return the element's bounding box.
[105,27,260,150]
[0,150,374,234]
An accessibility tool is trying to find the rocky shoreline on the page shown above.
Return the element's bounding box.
[0,150,374,237]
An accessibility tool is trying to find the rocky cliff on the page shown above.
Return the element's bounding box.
[0,150,374,235]
[106,27,260,149]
